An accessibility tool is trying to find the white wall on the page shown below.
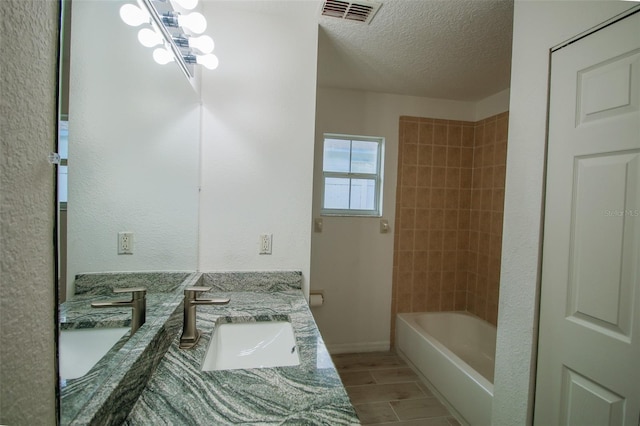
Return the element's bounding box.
[311,88,509,353]
[198,1,321,295]
[494,2,636,424]
[475,88,511,122]
[0,0,58,423]
[67,0,201,295]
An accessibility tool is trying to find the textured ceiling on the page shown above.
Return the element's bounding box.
[317,0,514,101]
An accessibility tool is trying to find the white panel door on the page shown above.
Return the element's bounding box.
[535,11,640,426]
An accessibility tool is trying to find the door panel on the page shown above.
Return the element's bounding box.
[561,367,625,426]
[577,49,639,125]
[536,11,640,426]
[569,151,639,340]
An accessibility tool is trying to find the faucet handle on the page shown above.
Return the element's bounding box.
[185,286,212,294]
[91,287,147,335]
[114,287,147,298]
[184,286,230,305]
[184,286,212,301]
[91,287,147,306]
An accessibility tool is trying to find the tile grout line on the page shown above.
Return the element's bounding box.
[387,400,402,424]
[335,352,459,425]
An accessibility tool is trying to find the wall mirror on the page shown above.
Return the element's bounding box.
[57,0,200,419]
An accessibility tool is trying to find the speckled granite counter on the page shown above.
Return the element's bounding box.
[125,272,359,425]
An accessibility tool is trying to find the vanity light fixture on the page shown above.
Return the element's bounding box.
[161,11,207,34]
[183,52,219,70]
[119,0,218,79]
[138,30,215,54]
[120,3,151,26]
[173,34,214,54]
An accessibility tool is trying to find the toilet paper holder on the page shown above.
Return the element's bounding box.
[309,290,324,307]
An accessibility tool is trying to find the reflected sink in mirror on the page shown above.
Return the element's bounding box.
[201,321,300,371]
[59,327,130,380]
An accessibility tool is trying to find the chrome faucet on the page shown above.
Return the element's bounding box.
[91,287,147,335]
[180,286,230,349]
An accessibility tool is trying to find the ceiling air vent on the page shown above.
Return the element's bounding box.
[321,0,382,24]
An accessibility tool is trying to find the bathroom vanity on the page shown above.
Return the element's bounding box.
[59,271,358,425]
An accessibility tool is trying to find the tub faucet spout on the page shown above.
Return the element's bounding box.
[180,286,230,349]
[91,287,147,335]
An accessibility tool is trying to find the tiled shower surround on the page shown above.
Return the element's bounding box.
[391,112,508,335]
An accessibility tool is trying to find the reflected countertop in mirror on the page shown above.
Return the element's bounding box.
[59,272,197,425]
[59,272,191,328]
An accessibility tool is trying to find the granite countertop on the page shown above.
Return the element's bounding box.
[125,288,359,425]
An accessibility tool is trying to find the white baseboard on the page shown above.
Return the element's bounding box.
[326,341,390,354]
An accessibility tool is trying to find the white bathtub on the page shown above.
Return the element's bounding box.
[396,311,496,426]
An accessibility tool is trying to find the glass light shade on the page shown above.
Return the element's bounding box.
[119,4,149,27]
[137,28,163,48]
[189,35,214,53]
[170,0,198,10]
[196,53,219,70]
[178,12,207,34]
[153,48,175,65]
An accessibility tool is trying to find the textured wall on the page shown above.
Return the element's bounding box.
[1,0,58,424]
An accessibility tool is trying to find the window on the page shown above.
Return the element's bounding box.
[321,133,384,216]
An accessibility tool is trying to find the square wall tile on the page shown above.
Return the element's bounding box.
[392,113,508,336]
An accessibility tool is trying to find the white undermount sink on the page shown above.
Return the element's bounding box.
[59,327,130,380]
[201,321,300,371]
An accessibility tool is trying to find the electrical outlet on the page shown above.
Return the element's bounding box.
[259,234,272,255]
[118,232,133,254]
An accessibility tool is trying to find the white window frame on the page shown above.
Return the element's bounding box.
[321,133,384,217]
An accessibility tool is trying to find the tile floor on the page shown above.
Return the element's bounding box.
[332,351,461,426]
